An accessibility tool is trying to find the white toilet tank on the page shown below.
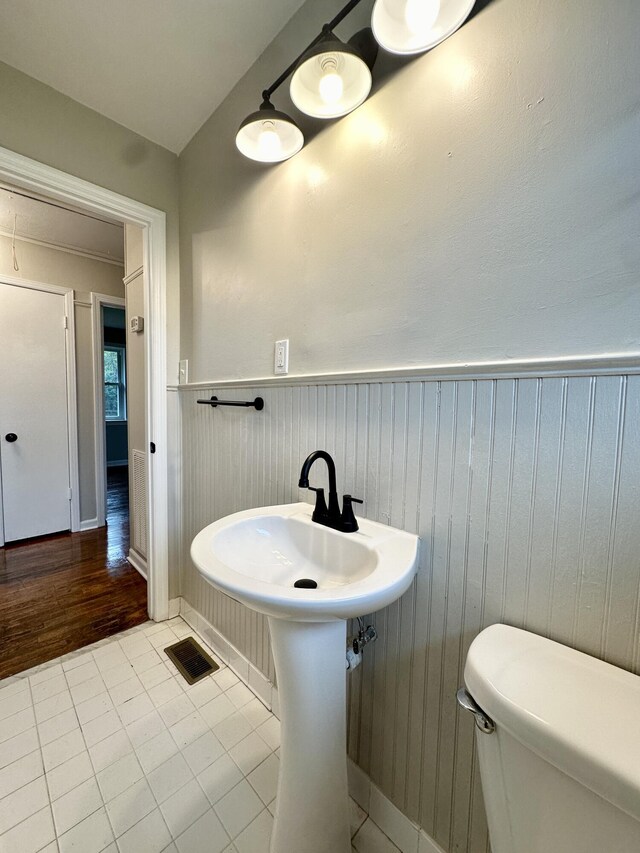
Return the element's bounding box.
[462,625,640,853]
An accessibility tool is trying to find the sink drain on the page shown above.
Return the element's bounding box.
[294,578,318,589]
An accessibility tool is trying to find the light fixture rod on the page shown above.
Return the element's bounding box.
[263,0,365,101]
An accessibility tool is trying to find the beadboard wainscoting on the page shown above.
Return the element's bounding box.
[179,371,640,853]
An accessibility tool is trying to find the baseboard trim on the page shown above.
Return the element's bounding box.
[179,597,275,711]
[347,758,447,853]
[127,548,147,580]
[418,832,448,853]
[167,598,181,619]
[79,517,99,531]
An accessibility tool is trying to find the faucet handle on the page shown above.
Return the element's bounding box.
[308,487,329,523]
[341,495,363,533]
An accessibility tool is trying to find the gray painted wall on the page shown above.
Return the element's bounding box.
[178,0,640,383]
[106,422,128,465]
[176,0,640,850]
[124,225,148,561]
[0,60,180,381]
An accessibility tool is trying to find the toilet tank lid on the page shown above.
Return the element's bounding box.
[464,624,640,825]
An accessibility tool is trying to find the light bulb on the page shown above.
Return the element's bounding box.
[405,0,441,35]
[319,70,344,105]
[317,56,344,106]
[258,122,281,159]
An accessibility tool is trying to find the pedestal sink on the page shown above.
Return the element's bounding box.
[191,502,419,853]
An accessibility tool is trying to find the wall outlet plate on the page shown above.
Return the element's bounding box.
[275,339,289,375]
[130,315,144,333]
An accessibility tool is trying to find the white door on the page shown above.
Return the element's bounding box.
[0,283,71,542]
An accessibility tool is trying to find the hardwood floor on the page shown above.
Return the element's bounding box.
[0,465,148,679]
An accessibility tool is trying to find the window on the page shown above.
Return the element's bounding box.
[104,346,126,421]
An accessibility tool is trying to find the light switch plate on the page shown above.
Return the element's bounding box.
[178,359,189,385]
[274,339,289,375]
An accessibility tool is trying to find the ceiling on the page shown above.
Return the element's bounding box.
[0,0,307,154]
[0,187,124,263]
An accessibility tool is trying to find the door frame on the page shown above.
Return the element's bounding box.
[0,145,170,622]
[92,292,126,529]
[0,276,80,545]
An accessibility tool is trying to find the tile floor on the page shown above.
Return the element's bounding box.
[0,617,399,853]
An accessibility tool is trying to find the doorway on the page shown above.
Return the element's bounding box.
[102,303,130,557]
[0,144,170,670]
[92,294,129,534]
[0,189,152,675]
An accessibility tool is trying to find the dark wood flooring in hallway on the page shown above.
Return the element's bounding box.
[0,466,148,679]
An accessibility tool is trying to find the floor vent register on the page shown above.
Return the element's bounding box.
[164,636,220,684]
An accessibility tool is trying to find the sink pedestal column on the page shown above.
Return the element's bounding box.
[268,618,351,853]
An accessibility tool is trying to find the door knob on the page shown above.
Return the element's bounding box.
[5,433,17,442]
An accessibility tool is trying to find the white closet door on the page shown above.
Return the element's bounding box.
[0,283,71,541]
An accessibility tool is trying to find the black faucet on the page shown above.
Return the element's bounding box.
[298,450,363,532]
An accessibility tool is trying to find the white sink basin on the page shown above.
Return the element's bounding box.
[190,501,419,621]
[191,501,419,853]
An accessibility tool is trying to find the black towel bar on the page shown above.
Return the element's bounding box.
[197,396,264,410]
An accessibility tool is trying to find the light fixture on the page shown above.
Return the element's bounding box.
[235,97,304,163]
[290,27,377,120]
[372,0,475,55]
[235,0,475,163]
